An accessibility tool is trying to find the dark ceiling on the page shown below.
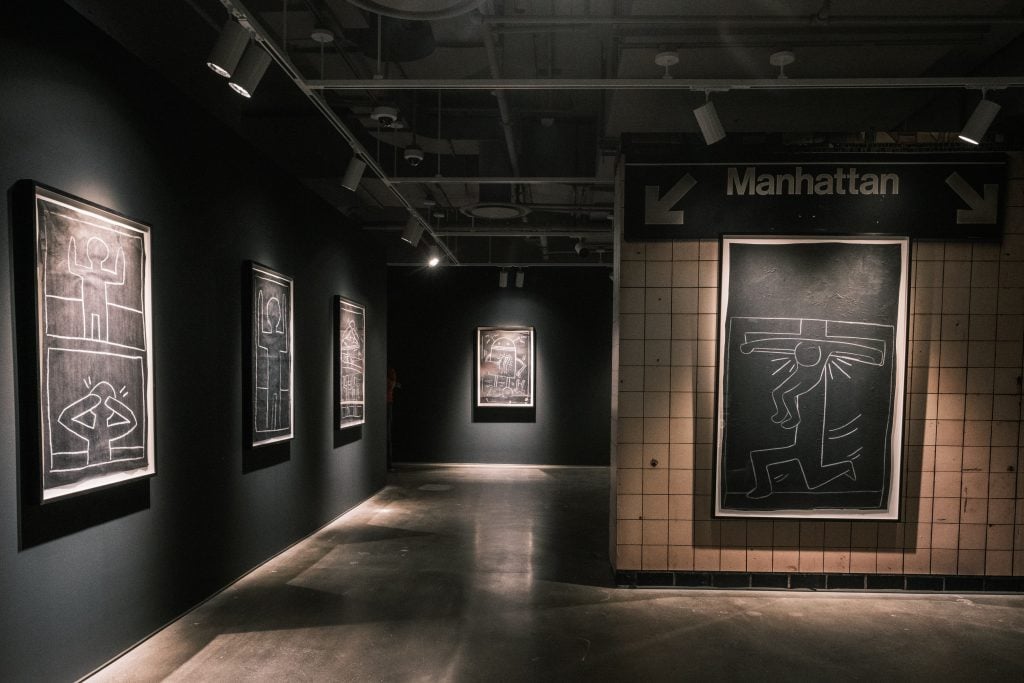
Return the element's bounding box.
[66,0,1024,267]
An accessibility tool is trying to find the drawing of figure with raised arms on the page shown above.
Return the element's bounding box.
[68,235,125,341]
[256,291,289,430]
[738,319,885,499]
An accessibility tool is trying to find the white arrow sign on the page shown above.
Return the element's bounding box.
[645,174,697,225]
[945,172,998,224]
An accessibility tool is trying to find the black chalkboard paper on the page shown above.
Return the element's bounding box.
[715,237,909,519]
[249,263,294,447]
[26,183,156,501]
[336,296,366,429]
[476,326,535,407]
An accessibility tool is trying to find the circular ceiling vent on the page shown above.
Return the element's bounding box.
[460,203,531,220]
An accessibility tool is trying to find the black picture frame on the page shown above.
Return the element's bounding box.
[714,236,909,520]
[335,296,366,429]
[247,262,294,447]
[15,181,156,502]
[476,326,535,408]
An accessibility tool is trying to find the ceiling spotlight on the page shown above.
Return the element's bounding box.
[229,43,272,98]
[959,96,1001,145]
[693,93,725,146]
[515,270,525,288]
[769,50,795,79]
[404,146,425,167]
[370,106,399,127]
[341,156,366,191]
[400,216,424,247]
[654,51,679,80]
[427,248,441,268]
[206,21,249,78]
[498,269,509,288]
[310,27,334,44]
[575,239,591,257]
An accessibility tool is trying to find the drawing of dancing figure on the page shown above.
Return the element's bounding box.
[738,319,885,499]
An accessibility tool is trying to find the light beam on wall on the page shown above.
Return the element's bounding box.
[206,21,249,78]
[959,96,1001,145]
[229,43,272,98]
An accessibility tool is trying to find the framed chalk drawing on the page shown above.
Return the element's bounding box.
[336,296,366,429]
[26,183,156,501]
[249,263,294,446]
[715,236,909,520]
[477,326,534,407]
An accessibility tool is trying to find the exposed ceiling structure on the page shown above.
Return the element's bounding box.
[68,0,1024,267]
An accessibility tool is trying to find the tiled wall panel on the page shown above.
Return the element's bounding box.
[615,159,1024,576]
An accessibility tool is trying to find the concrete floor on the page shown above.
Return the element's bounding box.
[92,465,1024,682]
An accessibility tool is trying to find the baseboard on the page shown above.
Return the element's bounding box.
[615,570,1024,593]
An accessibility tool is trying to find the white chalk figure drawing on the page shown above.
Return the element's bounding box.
[251,264,293,446]
[737,318,886,498]
[477,326,534,407]
[715,237,908,520]
[337,297,366,428]
[33,184,154,501]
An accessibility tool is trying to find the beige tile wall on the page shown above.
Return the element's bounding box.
[614,160,1024,576]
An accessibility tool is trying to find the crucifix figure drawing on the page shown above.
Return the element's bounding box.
[737,318,886,499]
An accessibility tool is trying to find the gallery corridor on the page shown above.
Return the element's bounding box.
[91,466,1024,681]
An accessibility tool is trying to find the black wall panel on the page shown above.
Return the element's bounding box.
[0,3,387,680]
[387,267,612,466]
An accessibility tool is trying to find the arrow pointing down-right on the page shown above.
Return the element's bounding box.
[945,172,998,225]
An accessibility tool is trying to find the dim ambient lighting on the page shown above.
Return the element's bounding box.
[959,96,1001,145]
[228,43,272,98]
[341,156,366,191]
[401,216,424,247]
[693,96,726,146]
[206,21,249,78]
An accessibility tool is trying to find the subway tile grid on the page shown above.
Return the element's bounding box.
[615,165,1024,577]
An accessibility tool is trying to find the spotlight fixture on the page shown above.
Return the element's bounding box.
[400,216,424,247]
[959,95,1001,145]
[498,270,509,288]
[206,21,249,78]
[427,248,441,268]
[574,239,591,257]
[229,43,272,98]
[370,106,399,127]
[404,146,425,167]
[514,270,525,288]
[341,156,366,191]
[693,93,725,146]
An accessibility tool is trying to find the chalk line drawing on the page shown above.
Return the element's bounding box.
[67,235,125,342]
[255,288,289,432]
[735,318,887,499]
[33,185,154,500]
[55,379,139,466]
[477,327,534,407]
[337,297,366,427]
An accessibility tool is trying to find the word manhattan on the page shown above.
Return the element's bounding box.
[727,166,900,196]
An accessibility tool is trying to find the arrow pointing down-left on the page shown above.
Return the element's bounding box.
[645,174,697,225]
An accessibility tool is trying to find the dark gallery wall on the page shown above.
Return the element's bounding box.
[0,3,387,680]
[388,267,612,466]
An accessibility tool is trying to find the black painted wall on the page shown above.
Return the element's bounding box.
[0,3,387,680]
[388,267,612,466]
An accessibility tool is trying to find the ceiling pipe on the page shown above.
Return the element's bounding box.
[309,76,1024,91]
[343,0,486,21]
[218,0,458,264]
[480,4,522,178]
[388,176,612,184]
[479,14,1024,27]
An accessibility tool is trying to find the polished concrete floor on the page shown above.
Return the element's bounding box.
[92,465,1024,682]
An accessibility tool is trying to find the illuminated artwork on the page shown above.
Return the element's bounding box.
[250,263,293,446]
[27,183,155,501]
[336,296,365,429]
[477,326,534,407]
[715,237,909,520]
